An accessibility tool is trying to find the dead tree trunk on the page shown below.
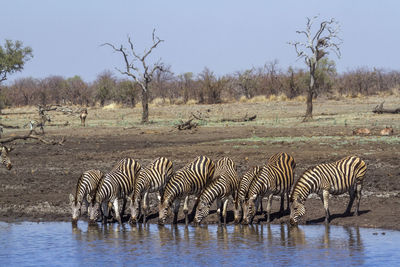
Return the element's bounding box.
[102,29,164,125]
[141,86,149,123]
[289,16,341,122]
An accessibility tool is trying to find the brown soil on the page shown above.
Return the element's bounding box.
[1,123,399,230]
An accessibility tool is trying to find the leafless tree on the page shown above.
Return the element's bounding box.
[289,15,342,121]
[103,29,164,123]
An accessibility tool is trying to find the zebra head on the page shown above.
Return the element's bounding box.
[289,199,306,226]
[128,195,140,224]
[0,145,13,170]
[87,195,100,224]
[242,194,257,225]
[233,199,242,224]
[193,200,210,226]
[69,193,82,223]
[158,199,170,225]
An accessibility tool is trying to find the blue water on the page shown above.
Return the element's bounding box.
[0,222,398,266]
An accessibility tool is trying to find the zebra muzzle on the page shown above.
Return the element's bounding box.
[289,218,298,226]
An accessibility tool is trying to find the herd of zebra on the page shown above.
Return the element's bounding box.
[69,152,367,227]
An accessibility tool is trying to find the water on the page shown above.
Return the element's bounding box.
[0,222,398,266]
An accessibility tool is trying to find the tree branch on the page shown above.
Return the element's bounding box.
[0,130,65,145]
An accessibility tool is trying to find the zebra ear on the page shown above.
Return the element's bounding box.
[69,194,75,204]
[251,194,257,200]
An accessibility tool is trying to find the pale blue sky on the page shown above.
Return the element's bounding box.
[2,0,400,83]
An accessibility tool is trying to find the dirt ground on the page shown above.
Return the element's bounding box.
[0,97,399,230]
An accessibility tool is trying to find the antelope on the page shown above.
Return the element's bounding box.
[352,128,371,135]
[80,108,88,127]
[380,127,394,136]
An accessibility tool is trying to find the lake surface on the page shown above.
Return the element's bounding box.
[0,222,398,266]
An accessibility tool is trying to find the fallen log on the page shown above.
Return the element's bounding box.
[373,102,400,114]
[0,130,66,145]
[177,118,198,130]
[0,123,20,129]
[221,114,257,122]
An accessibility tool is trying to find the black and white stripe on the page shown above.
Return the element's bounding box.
[88,158,141,224]
[128,157,173,224]
[158,155,215,226]
[242,152,296,224]
[290,155,367,225]
[69,169,104,223]
[234,166,262,224]
[194,157,239,225]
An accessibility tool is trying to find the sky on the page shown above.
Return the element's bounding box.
[2,0,400,84]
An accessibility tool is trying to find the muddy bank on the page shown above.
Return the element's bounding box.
[0,125,399,230]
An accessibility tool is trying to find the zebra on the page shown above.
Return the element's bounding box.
[69,169,104,223]
[194,157,239,225]
[0,145,13,170]
[242,152,296,224]
[233,166,263,224]
[128,157,173,224]
[289,156,367,226]
[158,155,215,226]
[24,114,51,135]
[88,158,141,224]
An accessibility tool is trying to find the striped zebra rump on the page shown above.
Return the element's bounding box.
[158,155,215,225]
[128,157,173,223]
[89,158,141,224]
[290,156,367,225]
[69,169,104,223]
[194,157,238,224]
[242,152,295,224]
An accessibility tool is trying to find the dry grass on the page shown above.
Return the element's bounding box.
[239,94,306,103]
[1,95,399,132]
[103,103,122,110]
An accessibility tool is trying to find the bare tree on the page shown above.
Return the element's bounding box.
[289,15,341,121]
[103,29,164,123]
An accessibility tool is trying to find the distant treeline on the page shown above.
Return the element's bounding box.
[1,61,400,108]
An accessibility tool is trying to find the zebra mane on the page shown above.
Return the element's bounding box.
[74,173,85,205]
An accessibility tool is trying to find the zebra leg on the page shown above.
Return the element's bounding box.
[101,202,109,224]
[121,198,127,218]
[345,187,356,215]
[222,199,229,225]
[279,193,285,214]
[286,192,290,211]
[255,197,261,215]
[321,190,331,224]
[157,189,163,201]
[173,199,180,224]
[354,183,363,216]
[113,198,122,224]
[143,192,149,224]
[183,196,190,226]
[265,194,273,223]
[216,198,222,224]
[258,196,264,214]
